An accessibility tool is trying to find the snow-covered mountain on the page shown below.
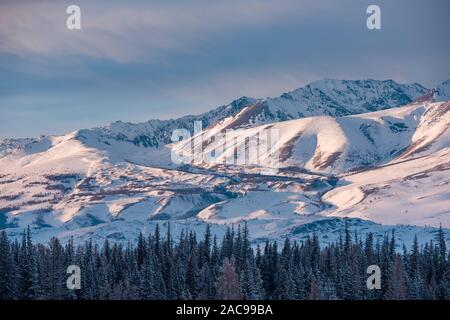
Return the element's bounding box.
[1,78,449,247]
[1,79,430,154]
[181,100,450,225]
[174,101,449,173]
[436,79,450,101]
[222,78,429,128]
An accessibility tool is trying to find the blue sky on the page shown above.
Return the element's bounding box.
[1,0,449,138]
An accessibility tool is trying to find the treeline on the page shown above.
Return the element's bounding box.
[0,223,449,300]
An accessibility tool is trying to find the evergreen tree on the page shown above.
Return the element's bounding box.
[386,255,407,300]
[0,223,449,300]
[18,227,39,299]
[0,230,18,299]
[139,255,156,299]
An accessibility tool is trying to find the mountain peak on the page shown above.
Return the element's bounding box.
[0,78,442,154]
[435,79,450,101]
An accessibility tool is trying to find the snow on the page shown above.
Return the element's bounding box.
[323,147,450,227]
[1,79,449,247]
[435,79,450,101]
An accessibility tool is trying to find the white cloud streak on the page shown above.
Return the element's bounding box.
[0,0,319,62]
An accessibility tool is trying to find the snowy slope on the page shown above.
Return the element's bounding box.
[173,101,450,174]
[1,79,431,156]
[264,78,427,118]
[1,79,449,246]
[436,79,450,101]
[195,79,430,133]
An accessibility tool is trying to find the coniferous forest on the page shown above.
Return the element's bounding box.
[0,223,449,300]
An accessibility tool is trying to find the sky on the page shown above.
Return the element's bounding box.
[0,0,449,138]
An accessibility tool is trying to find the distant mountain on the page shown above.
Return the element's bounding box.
[436,79,450,101]
[221,79,429,129]
[1,79,433,155]
[73,79,432,148]
[0,78,449,246]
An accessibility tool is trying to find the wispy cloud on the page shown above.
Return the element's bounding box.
[0,0,320,62]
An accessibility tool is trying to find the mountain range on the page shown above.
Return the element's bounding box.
[1,78,450,247]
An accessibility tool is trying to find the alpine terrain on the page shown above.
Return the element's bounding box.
[1,79,450,248]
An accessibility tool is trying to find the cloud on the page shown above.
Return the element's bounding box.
[1,0,449,139]
[163,67,319,108]
[0,0,319,63]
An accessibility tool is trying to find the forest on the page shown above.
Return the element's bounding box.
[0,223,449,300]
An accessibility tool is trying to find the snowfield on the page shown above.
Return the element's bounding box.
[1,79,449,247]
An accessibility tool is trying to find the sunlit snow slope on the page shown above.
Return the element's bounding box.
[1,79,449,246]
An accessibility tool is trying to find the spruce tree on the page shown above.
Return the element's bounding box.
[0,230,18,299]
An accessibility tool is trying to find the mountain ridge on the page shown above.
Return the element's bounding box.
[2,78,449,156]
[1,78,450,246]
